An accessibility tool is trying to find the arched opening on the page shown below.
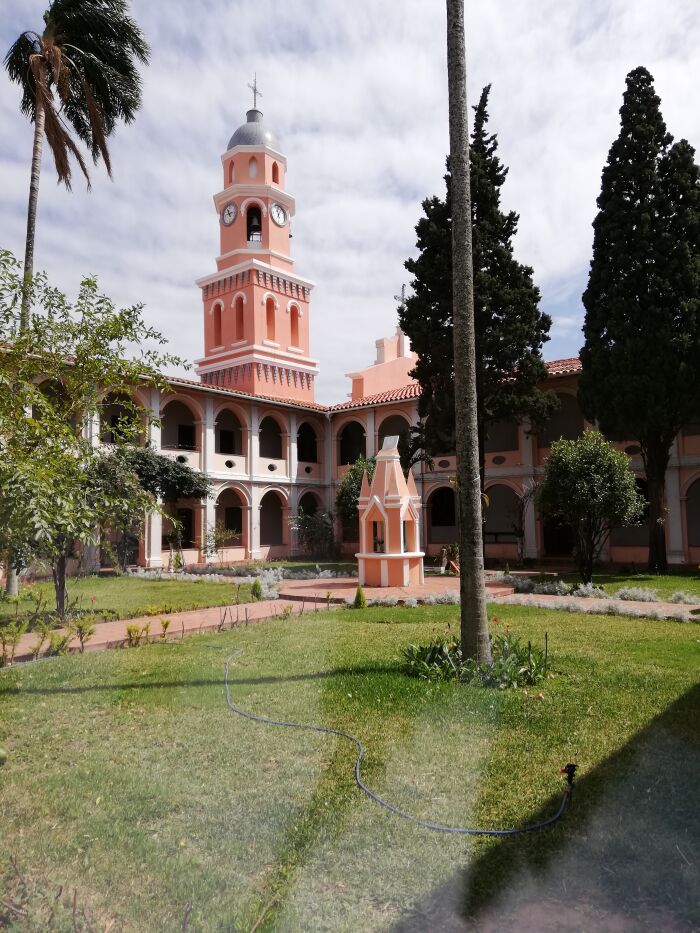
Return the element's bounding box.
[246,204,262,241]
[377,414,410,449]
[33,380,78,433]
[427,487,456,545]
[227,160,235,185]
[248,156,258,179]
[298,491,320,516]
[611,478,648,547]
[339,421,366,464]
[165,507,195,549]
[259,416,283,459]
[485,420,519,453]
[234,296,245,341]
[542,514,574,557]
[290,305,300,347]
[538,394,585,447]
[215,488,244,546]
[260,491,283,545]
[686,479,700,547]
[272,161,280,184]
[265,297,276,341]
[100,392,139,444]
[297,422,318,463]
[161,400,197,451]
[484,484,520,544]
[215,409,243,455]
[212,303,222,347]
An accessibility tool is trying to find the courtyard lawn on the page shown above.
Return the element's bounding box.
[560,569,700,600]
[0,604,698,931]
[0,575,253,624]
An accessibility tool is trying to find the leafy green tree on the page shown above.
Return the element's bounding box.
[579,67,700,573]
[399,84,555,480]
[538,431,644,583]
[4,0,149,328]
[334,456,376,540]
[289,509,335,560]
[0,250,181,615]
[118,445,212,505]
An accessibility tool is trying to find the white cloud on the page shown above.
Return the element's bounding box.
[1,0,699,402]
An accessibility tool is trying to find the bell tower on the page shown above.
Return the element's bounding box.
[194,81,319,401]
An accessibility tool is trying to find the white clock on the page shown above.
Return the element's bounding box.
[221,202,237,226]
[270,202,288,227]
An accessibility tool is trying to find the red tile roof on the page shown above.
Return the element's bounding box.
[545,358,582,377]
[329,382,422,411]
[163,358,582,414]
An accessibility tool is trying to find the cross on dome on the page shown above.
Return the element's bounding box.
[248,73,263,109]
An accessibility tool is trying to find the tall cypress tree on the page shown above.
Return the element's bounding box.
[399,85,555,480]
[579,67,700,572]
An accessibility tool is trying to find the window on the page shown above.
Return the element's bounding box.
[234,297,244,340]
[246,205,262,241]
[212,303,222,346]
[224,506,242,534]
[266,298,276,341]
[297,422,318,462]
[248,156,258,179]
[178,423,196,450]
[272,161,280,184]
[290,305,300,346]
[227,160,235,185]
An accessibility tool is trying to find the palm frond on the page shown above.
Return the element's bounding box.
[4,32,41,119]
[42,84,90,191]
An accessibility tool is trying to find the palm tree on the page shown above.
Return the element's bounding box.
[445,0,491,663]
[3,0,149,594]
[5,0,150,327]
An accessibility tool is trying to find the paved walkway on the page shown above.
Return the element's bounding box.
[10,575,697,665]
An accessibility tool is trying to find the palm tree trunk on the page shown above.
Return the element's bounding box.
[5,79,46,598]
[445,0,491,663]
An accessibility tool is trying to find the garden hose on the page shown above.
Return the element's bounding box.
[224,650,576,837]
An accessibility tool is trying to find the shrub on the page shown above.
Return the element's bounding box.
[0,618,28,666]
[73,615,97,653]
[668,591,698,605]
[614,586,659,602]
[159,618,171,640]
[571,581,608,598]
[125,624,144,647]
[402,629,549,689]
[250,578,263,601]
[353,586,367,609]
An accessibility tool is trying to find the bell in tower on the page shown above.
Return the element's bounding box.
[246,206,262,242]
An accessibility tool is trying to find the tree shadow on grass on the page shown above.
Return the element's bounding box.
[392,682,700,932]
[0,664,400,697]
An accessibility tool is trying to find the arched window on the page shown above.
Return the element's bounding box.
[100,393,138,444]
[260,491,283,545]
[298,491,320,516]
[216,488,244,545]
[266,297,276,341]
[290,305,300,347]
[538,394,585,447]
[248,156,258,179]
[247,204,262,241]
[427,487,456,545]
[611,478,648,547]
[377,414,411,450]
[484,484,520,543]
[215,409,243,455]
[272,161,280,184]
[686,479,700,546]
[161,400,197,450]
[339,421,366,464]
[297,422,318,462]
[212,303,222,346]
[234,296,244,341]
[259,416,283,459]
[485,420,519,453]
[227,160,235,185]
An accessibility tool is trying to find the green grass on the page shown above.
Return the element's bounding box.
[0,604,698,931]
[561,569,700,599]
[0,575,253,623]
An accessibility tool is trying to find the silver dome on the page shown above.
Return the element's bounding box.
[227,109,280,150]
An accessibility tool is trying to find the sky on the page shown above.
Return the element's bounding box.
[1,0,699,404]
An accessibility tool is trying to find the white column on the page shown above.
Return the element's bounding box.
[366,409,376,458]
[146,508,163,569]
[202,399,216,563]
[149,388,162,451]
[289,410,298,481]
[249,404,260,479]
[250,485,262,559]
[666,439,685,564]
[520,422,539,559]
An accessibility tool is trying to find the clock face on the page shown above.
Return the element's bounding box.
[221,202,237,226]
[270,202,288,227]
